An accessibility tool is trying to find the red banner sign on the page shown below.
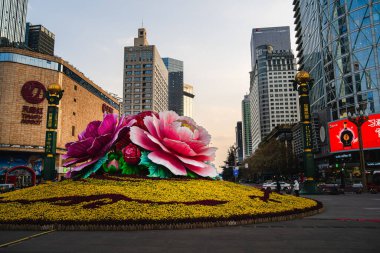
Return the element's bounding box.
[328,113,380,152]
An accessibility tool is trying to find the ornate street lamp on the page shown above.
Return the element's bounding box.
[43,83,64,181]
[293,71,317,194]
[348,110,369,192]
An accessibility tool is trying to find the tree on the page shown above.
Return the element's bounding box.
[245,139,300,180]
[222,145,237,181]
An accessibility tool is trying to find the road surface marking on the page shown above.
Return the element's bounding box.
[0,230,56,248]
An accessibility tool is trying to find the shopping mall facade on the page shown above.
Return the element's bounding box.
[0,47,119,180]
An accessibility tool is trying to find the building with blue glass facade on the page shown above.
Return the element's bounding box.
[294,0,380,172]
[294,0,380,119]
[162,57,184,115]
[0,0,28,45]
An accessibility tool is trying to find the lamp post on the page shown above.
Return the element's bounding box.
[43,83,64,181]
[348,110,369,192]
[293,71,317,194]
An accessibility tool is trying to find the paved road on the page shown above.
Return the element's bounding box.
[0,194,379,253]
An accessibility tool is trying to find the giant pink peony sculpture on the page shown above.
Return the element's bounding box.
[63,111,217,179]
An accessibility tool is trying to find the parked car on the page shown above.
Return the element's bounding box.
[317,183,341,194]
[352,181,363,194]
[262,181,291,193]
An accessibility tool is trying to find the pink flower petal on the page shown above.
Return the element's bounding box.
[175,155,207,168]
[98,114,117,136]
[186,140,206,153]
[65,137,94,158]
[62,156,90,167]
[70,157,100,172]
[185,163,218,178]
[196,126,211,145]
[146,133,171,153]
[87,134,112,156]
[159,111,179,136]
[148,150,187,176]
[162,138,197,156]
[161,123,181,141]
[78,121,101,141]
[144,116,160,139]
[196,147,217,159]
[129,126,160,151]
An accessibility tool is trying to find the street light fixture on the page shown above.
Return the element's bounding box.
[347,110,369,192]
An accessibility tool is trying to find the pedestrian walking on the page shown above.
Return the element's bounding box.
[276,179,281,193]
[293,179,300,197]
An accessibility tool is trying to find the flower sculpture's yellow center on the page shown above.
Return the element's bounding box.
[178,120,196,132]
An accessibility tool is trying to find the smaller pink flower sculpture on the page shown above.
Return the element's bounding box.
[63,114,135,178]
[129,111,217,177]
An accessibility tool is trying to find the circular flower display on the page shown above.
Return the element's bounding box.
[0,177,322,230]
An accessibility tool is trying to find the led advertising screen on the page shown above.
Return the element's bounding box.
[328,113,380,153]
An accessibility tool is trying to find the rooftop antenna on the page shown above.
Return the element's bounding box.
[142,18,144,28]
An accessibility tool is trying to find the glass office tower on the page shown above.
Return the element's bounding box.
[294,0,380,119]
[0,0,28,45]
[162,57,184,115]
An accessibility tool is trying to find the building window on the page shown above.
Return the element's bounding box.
[73,112,76,116]
[72,126,75,136]
[74,85,77,90]
[73,98,76,102]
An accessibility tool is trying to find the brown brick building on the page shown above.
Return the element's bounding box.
[0,47,119,178]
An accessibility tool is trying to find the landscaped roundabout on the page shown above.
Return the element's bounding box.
[0,175,322,230]
[0,111,322,230]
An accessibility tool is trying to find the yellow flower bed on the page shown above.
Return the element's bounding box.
[0,176,320,226]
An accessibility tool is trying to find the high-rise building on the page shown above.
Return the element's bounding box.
[183,83,194,117]
[0,0,28,46]
[249,44,299,153]
[25,23,55,55]
[235,121,243,163]
[242,95,252,158]
[247,26,295,154]
[250,26,291,70]
[294,0,380,171]
[162,57,184,115]
[123,28,168,115]
[294,0,380,119]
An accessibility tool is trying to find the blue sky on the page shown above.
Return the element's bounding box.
[27,0,295,169]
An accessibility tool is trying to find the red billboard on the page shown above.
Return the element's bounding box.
[328,113,380,152]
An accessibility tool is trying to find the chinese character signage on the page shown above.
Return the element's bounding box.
[47,106,58,129]
[21,106,43,125]
[45,131,57,154]
[303,124,313,149]
[328,113,380,152]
